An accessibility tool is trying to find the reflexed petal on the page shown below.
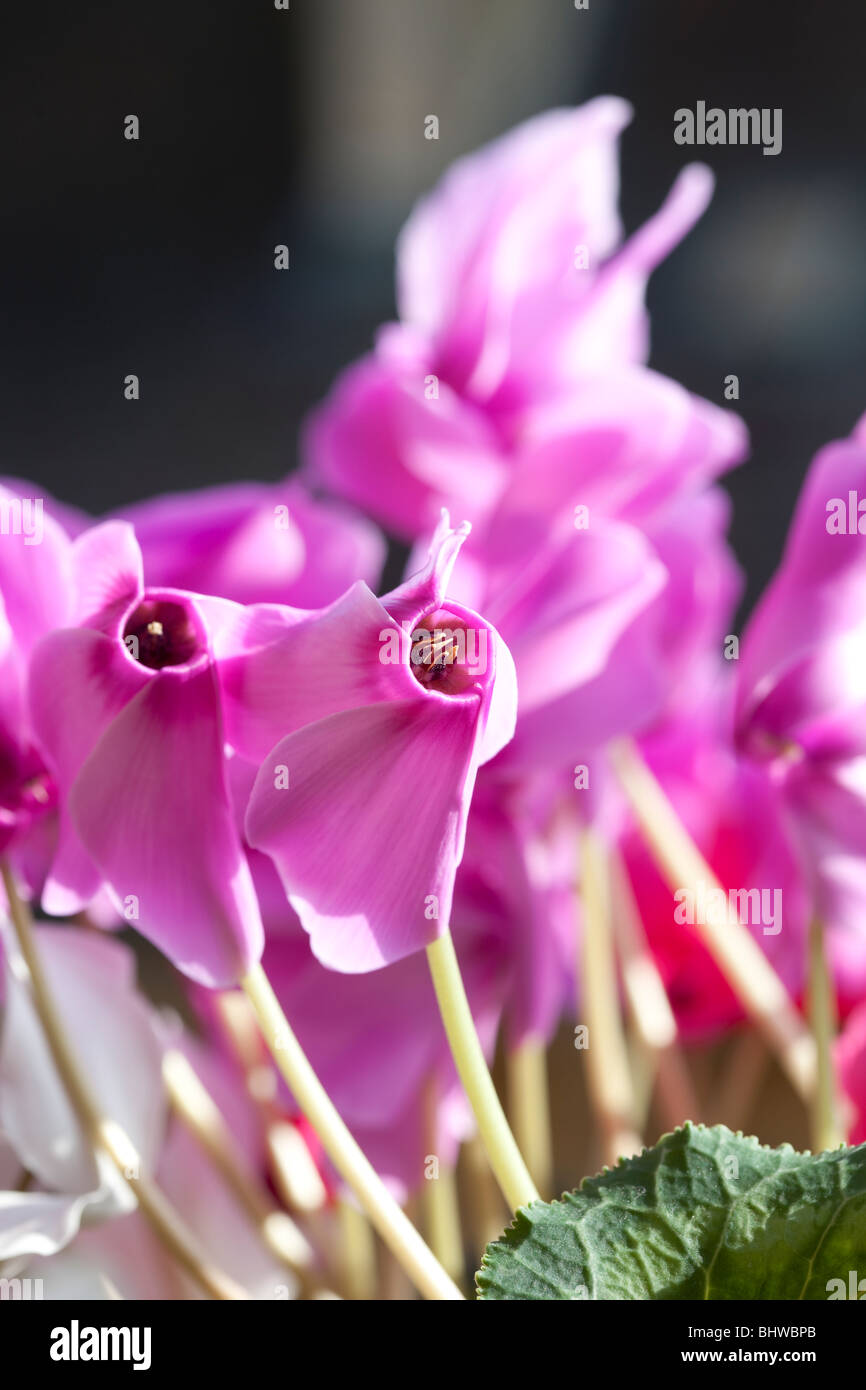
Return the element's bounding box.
[69,664,264,985]
[246,697,484,971]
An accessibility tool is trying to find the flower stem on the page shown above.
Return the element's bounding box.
[0,862,247,1301]
[609,737,816,1103]
[425,929,539,1212]
[807,919,845,1151]
[506,1039,554,1197]
[578,827,643,1164]
[240,962,463,1300]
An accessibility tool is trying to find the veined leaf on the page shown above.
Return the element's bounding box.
[476,1123,866,1300]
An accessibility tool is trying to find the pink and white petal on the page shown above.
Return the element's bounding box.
[69,664,264,986]
[217,583,408,765]
[379,511,471,630]
[246,697,484,972]
[562,164,715,371]
[396,100,632,386]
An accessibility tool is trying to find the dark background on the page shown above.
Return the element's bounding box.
[1,0,864,611]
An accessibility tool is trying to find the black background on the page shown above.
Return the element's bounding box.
[1,0,863,612]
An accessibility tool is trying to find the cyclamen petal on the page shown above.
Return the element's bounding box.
[217,582,399,766]
[246,699,482,970]
[69,663,264,987]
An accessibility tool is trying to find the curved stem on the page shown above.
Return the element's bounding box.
[426,929,539,1212]
[1,862,246,1301]
[240,962,463,1301]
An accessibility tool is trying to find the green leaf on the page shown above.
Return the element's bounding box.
[476,1123,866,1300]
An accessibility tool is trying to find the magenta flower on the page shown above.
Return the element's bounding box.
[27,520,264,986]
[220,513,517,972]
[303,100,741,541]
[735,419,866,1004]
[113,478,384,608]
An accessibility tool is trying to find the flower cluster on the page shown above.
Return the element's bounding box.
[1,98,864,1300]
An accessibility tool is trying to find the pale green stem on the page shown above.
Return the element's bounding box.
[426,929,540,1212]
[240,962,463,1301]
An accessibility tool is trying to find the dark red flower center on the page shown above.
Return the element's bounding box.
[409,618,488,695]
[123,598,202,670]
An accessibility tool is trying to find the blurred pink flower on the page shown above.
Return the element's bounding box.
[113,478,384,608]
[736,418,866,1007]
[304,99,745,541]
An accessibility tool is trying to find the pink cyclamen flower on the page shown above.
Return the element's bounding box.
[112,478,385,608]
[219,512,517,972]
[304,99,742,541]
[735,417,866,1007]
[28,520,264,986]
